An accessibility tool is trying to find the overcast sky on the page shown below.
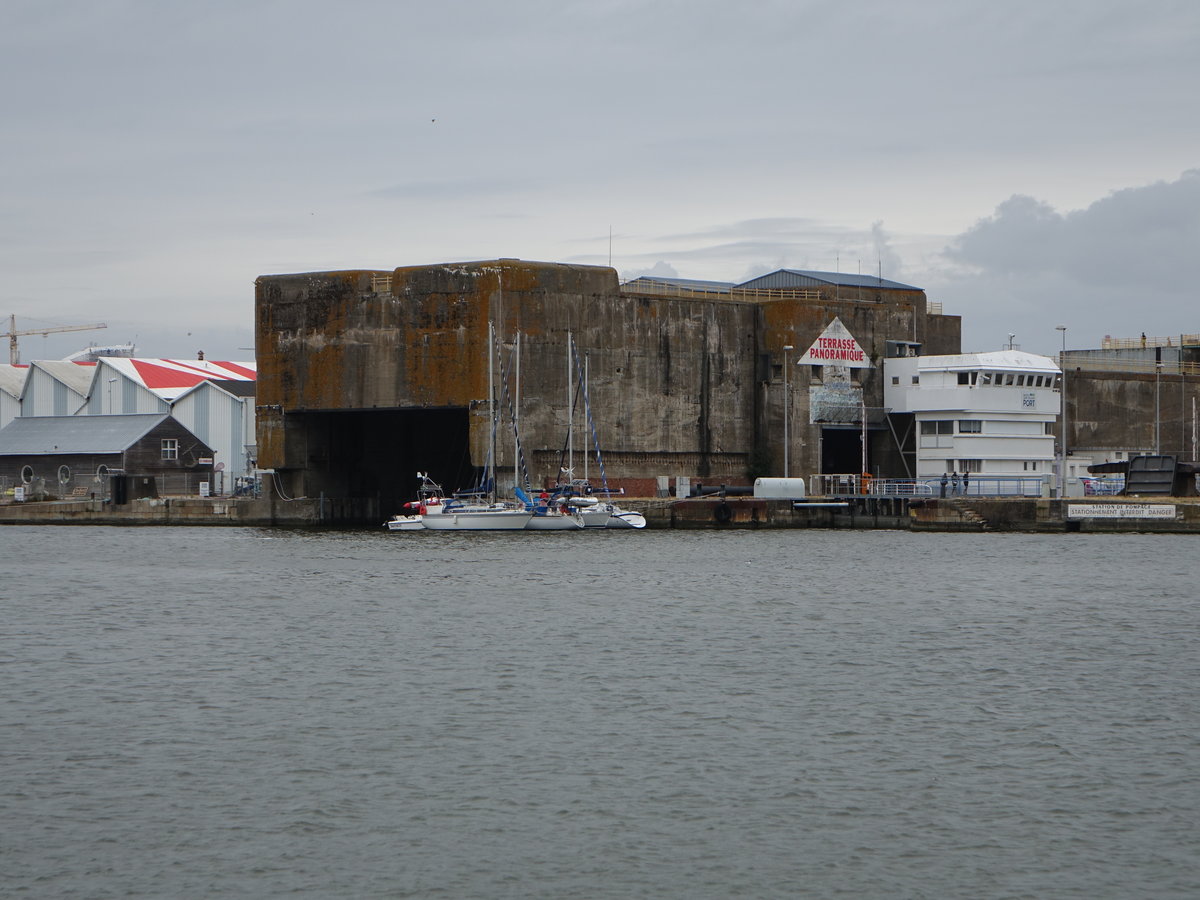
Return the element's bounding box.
[2,0,1196,362]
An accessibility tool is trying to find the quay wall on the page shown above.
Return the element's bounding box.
[6,495,1199,533]
[0,491,321,527]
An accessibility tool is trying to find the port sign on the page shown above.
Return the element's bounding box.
[1067,503,1176,519]
[798,317,871,368]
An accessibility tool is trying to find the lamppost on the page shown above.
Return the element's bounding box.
[107,377,117,415]
[1155,360,1163,454]
[782,345,793,477]
[1056,325,1066,497]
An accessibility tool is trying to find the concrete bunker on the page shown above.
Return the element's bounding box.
[255,259,957,524]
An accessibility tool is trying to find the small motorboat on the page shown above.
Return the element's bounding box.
[384,473,446,532]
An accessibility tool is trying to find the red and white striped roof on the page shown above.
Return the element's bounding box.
[99,358,256,401]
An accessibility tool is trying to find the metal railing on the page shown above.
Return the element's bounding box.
[1061,354,1200,376]
[1101,333,1200,350]
[809,474,935,497]
[620,281,822,302]
[810,473,1048,498]
[730,287,823,301]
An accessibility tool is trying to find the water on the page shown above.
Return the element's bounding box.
[2,526,1198,899]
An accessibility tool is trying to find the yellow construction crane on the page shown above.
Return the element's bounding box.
[5,315,107,365]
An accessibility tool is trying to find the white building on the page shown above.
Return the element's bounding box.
[0,364,28,429]
[885,350,1061,479]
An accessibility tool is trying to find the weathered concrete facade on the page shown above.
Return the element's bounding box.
[255,259,959,522]
[1069,369,1199,459]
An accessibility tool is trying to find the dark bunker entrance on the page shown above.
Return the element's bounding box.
[297,407,476,519]
[820,426,869,476]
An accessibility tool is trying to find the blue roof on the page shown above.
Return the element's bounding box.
[736,269,922,292]
[624,269,923,294]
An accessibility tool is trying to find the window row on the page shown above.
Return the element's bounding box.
[891,372,1059,387]
[941,459,982,473]
[920,420,1057,436]
[939,460,1046,474]
[957,371,1057,387]
[920,420,981,435]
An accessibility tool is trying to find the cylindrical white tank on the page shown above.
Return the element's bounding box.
[752,477,807,499]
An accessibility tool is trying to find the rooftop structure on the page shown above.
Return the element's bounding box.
[87,358,256,404]
[739,268,922,292]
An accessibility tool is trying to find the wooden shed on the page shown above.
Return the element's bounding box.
[0,413,214,499]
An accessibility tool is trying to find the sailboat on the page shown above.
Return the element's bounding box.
[418,324,533,531]
[506,331,583,530]
[551,334,647,529]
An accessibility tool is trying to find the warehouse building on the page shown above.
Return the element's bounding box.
[0,356,257,488]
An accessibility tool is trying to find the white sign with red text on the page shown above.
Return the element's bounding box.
[798,317,871,369]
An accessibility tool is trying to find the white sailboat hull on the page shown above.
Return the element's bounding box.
[579,503,647,529]
[385,515,425,531]
[525,511,585,530]
[420,508,533,530]
[608,510,647,529]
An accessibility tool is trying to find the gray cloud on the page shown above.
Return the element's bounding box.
[930,170,1200,353]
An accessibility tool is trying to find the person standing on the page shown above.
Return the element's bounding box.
[951,471,960,495]
[963,471,970,495]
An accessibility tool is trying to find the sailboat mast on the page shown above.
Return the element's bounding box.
[514,331,521,494]
[488,321,495,500]
[567,332,574,479]
[583,352,590,483]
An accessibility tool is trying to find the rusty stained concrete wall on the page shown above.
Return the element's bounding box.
[255,259,959,493]
[924,313,962,356]
[256,266,491,473]
[1069,369,1200,458]
[757,290,959,476]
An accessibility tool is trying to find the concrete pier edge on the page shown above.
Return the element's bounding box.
[4,495,1200,533]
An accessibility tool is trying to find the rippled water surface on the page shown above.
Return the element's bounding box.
[3,526,1198,898]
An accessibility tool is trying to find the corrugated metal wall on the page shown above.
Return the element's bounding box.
[173,385,253,478]
[24,367,87,417]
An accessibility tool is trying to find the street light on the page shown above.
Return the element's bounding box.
[1155,360,1163,454]
[107,377,117,415]
[782,345,793,477]
[1056,325,1066,497]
